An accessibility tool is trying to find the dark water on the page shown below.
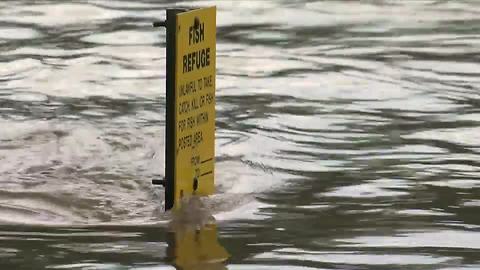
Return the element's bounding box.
[1,0,480,269]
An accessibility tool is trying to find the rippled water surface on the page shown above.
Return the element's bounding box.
[1,0,479,269]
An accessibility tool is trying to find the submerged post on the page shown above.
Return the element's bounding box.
[153,7,217,211]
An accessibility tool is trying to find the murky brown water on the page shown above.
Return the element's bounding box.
[1,0,479,269]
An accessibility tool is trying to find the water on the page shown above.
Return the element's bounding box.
[1,0,479,269]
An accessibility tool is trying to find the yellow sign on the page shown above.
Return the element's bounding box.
[174,7,216,208]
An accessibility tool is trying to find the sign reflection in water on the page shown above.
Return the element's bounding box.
[167,197,229,270]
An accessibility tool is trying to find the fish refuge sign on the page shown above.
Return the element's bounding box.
[157,7,216,210]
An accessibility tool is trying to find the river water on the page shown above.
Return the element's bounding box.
[1,0,479,269]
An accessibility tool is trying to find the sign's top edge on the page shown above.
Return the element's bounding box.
[173,6,216,15]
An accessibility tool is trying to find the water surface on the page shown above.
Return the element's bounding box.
[0,0,479,269]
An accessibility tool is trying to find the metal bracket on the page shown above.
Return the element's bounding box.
[152,178,166,187]
[153,21,166,28]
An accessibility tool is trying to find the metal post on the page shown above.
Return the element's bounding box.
[152,9,185,211]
